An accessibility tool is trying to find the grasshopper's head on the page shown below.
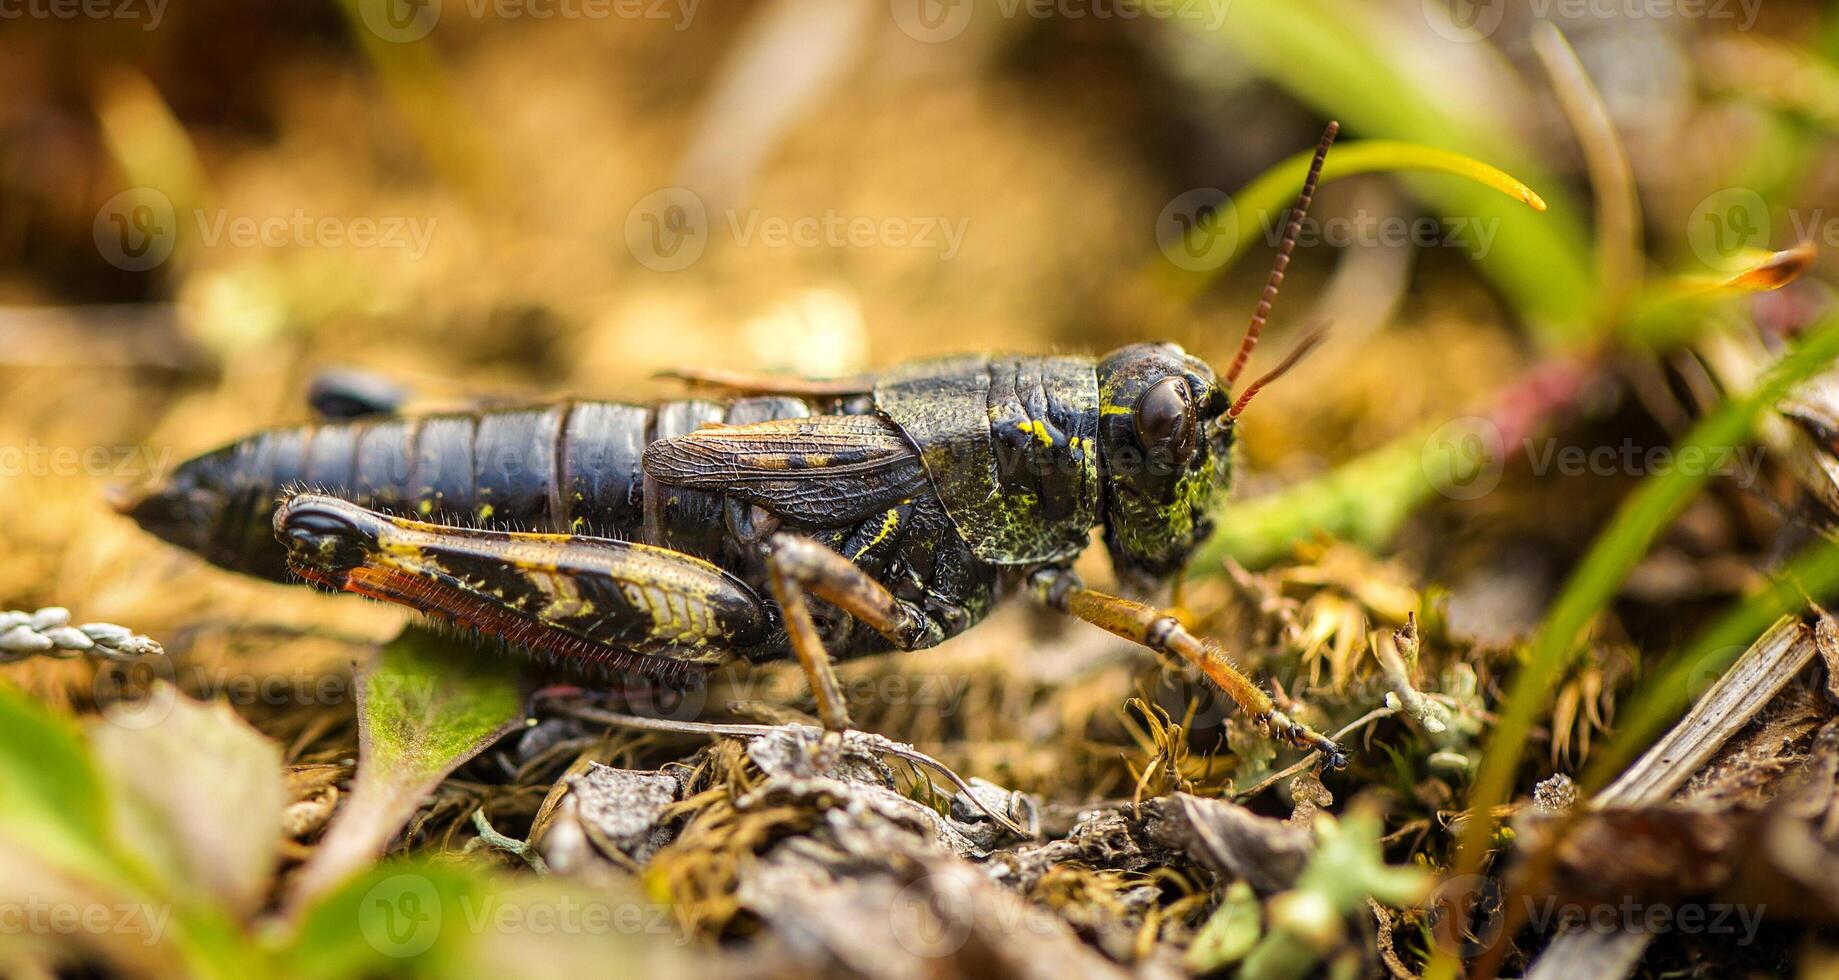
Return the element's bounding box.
[1095,121,1339,583]
[1096,343,1233,580]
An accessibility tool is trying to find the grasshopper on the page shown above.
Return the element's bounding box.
[120,124,1349,767]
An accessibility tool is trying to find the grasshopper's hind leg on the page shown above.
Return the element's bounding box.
[306,367,410,419]
[1031,569,1347,769]
[763,533,940,735]
[275,493,771,678]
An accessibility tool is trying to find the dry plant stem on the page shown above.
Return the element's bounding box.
[1533,22,1642,313]
[1376,614,1446,734]
[289,786,417,907]
[561,705,1032,837]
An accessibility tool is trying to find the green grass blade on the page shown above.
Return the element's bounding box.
[1180,0,1597,337]
[1152,140,1549,303]
[1190,429,1435,571]
[0,680,120,886]
[1448,312,1839,881]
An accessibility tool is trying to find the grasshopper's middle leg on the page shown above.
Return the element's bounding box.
[763,533,940,734]
[1031,569,1347,768]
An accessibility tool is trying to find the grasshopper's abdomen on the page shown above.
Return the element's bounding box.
[121,397,814,581]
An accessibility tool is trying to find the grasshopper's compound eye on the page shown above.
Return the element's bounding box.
[1134,377,1197,467]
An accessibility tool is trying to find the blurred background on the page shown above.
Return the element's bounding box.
[5,0,1839,975]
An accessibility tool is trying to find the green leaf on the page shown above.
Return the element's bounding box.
[1185,880,1262,972]
[0,682,265,979]
[286,626,523,910]
[280,857,685,980]
[87,686,285,917]
[281,859,484,980]
[0,679,121,887]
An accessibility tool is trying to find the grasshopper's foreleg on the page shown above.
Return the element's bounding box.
[1030,569,1347,769]
[763,533,939,735]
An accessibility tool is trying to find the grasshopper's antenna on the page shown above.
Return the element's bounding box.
[1228,325,1328,421]
[1222,120,1338,391]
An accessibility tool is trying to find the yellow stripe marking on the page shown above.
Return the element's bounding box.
[852,507,903,560]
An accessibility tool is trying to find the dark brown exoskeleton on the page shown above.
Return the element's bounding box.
[120,124,1348,767]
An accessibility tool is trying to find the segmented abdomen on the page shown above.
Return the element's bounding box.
[138,397,818,581]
